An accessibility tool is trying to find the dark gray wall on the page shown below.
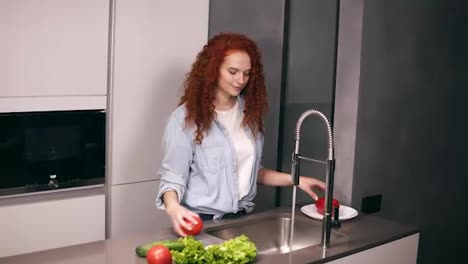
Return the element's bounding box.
[353,0,468,263]
[208,0,340,209]
[208,0,286,211]
[333,0,363,206]
[279,0,339,206]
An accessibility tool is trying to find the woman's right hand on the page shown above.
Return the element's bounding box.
[166,204,200,237]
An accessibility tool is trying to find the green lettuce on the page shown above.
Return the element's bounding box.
[206,234,257,264]
[171,236,208,264]
[171,234,257,264]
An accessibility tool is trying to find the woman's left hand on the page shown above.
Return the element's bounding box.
[297,176,326,201]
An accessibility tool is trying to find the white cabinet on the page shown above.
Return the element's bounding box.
[109,0,209,185]
[0,96,107,113]
[0,195,105,258]
[108,0,209,238]
[328,233,419,264]
[110,180,171,238]
[0,0,109,111]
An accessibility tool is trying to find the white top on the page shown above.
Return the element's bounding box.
[215,100,255,200]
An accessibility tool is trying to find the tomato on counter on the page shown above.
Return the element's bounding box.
[315,197,340,215]
[146,245,172,264]
[180,215,203,236]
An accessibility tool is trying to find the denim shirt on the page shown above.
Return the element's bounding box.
[155,97,264,219]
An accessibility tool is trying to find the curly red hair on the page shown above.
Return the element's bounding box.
[179,33,268,144]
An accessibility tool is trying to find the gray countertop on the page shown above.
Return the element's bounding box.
[0,207,419,264]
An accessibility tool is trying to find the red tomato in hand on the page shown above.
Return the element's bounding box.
[315,197,340,215]
[146,245,172,264]
[180,215,203,236]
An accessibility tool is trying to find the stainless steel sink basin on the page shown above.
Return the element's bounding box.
[204,212,344,255]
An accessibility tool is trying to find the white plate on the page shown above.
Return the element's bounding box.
[300,204,358,221]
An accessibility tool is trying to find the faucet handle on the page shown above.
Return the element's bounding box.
[331,207,341,229]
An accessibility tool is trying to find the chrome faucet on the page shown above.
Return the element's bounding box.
[290,109,338,249]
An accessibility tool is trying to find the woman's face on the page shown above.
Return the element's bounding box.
[216,50,251,98]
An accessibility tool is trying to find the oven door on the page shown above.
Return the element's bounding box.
[0,110,106,197]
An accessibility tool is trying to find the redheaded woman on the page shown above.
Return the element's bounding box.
[156,33,325,236]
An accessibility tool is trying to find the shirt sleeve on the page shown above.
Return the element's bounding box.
[258,132,265,171]
[155,111,194,209]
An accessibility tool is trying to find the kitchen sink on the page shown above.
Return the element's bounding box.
[203,212,344,255]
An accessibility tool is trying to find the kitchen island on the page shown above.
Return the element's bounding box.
[0,207,419,264]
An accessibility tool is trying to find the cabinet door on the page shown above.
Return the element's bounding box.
[0,0,109,97]
[0,195,105,258]
[110,0,209,185]
[110,180,171,238]
[327,233,419,264]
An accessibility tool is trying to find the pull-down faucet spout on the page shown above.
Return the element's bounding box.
[290,109,336,249]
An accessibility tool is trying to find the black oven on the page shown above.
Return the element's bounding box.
[0,110,106,196]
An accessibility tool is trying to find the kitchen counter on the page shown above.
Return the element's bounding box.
[0,207,419,264]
